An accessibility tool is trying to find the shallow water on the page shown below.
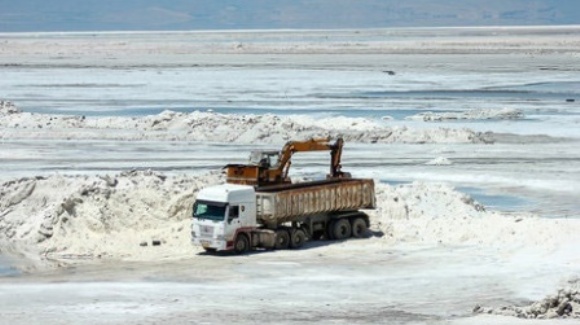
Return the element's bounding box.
[0,257,19,277]
[457,186,530,211]
[2,67,578,121]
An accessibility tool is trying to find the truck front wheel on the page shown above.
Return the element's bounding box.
[332,219,352,240]
[234,234,250,254]
[275,229,290,249]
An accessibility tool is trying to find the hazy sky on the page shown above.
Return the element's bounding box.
[0,0,578,32]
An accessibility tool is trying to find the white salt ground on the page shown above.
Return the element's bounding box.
[0,28,579,324]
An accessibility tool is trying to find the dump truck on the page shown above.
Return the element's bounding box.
[191,137,376,253]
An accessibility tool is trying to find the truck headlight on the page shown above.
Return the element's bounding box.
[191,230,197,238]
[216,234,225,241]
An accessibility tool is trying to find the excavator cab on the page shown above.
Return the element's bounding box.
[225,150,286,186]
[249,150,281,169]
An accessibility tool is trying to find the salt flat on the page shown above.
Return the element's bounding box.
[1,26,580,324]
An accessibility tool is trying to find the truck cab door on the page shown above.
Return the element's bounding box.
[225,205,241,240]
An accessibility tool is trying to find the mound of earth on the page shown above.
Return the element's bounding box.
[474,277,580,319]
[0,103,488,144]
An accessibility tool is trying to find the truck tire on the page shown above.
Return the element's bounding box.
[351,217,368,238]
[332,218,352,240]
[234,234,250,254]
[290,229,306,249]
[275,229,290,249]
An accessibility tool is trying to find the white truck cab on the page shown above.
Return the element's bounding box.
[191,184,257,252]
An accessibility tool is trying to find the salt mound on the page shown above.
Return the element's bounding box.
[0,106,486,144]
[407,108,524,122]
[369,182,580,248]
[0,101,20,115]
[475,278,580,319]
[425,157,452,165]
[0,170,222,268]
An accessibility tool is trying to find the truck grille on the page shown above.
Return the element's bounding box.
[200,225,214,238]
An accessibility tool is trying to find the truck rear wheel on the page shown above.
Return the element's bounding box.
[290,229,306,249]
[275,229,290,249]
[234,234,250,254]
[351,217,368,238]
[332,219,352,240]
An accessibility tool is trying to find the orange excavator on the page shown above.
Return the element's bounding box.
[225,137,351,187]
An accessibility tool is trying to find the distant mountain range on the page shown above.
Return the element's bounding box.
[0,0,578,32]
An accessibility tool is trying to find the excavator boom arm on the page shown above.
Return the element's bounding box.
[278,137,344,181]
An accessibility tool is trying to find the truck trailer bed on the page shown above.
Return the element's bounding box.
[255,178,375,224]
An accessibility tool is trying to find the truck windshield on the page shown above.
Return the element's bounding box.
[193,200,227,221]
